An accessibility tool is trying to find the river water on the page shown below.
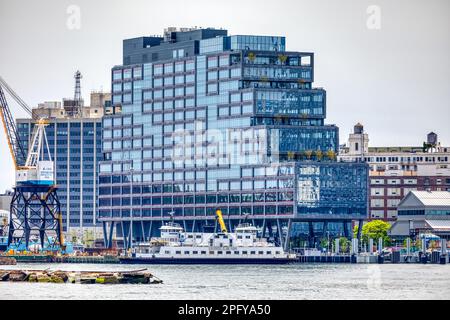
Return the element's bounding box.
[0,263,449,300]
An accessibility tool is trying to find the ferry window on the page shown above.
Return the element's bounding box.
[209,251,214,255]
[201,251,207,254]
[250,251,256,255]
[234,251,240,254]
[246,236,251,239]
[196,235,202,238]
[165,251,170,254]
[266,251,271,255]
[258,251,264,255]
[237,236,242,239]
[226,251,232,255]
[193,251,198,254]
[217,251,223,255]
[276,251,280,254]
[187,235,193,238]
[176,251,181,254]
[242,251,248,255]
[184,251,189,254]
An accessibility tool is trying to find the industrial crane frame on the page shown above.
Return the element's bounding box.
[0,76,64,252]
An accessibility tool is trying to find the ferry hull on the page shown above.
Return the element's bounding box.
[120,257,294,265]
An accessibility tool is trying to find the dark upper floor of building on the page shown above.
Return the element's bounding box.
[123,27,228,65]
[122,27,291,66]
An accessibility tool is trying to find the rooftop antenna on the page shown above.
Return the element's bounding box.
[74,70,82,117]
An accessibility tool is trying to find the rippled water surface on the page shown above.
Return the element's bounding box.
[0,263,449,300]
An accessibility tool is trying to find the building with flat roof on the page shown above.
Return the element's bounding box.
[0,192,12,238]
[32,92,109,120]
[389,191,450,239]
[0,191,13,212]
[339,124,450,221]
[17,91,110,240]
[98,27,369,249]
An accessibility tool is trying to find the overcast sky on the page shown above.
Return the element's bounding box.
[0,0,449,192]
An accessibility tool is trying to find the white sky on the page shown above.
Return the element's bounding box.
[0,0,449,192]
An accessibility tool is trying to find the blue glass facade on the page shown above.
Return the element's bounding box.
[17,119,102,232]
[98,29,368,248]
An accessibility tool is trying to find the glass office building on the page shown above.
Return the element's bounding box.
[17,116,103,235]
[99,28,368,249]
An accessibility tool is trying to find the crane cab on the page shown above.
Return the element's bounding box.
[16,161,54,186]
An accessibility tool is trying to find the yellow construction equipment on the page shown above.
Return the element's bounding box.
[58,212,65,248]
[215,209,228,234]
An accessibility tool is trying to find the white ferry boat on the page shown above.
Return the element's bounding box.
[120,222,296,265]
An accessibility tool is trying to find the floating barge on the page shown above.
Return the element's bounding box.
[0,268,162,284]
[53,255,120,264]
[2,254,54,263]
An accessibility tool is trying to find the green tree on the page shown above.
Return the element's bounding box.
[316,150,323,161]
[403,238,413,248]
[326,150,336,161]
[339,237,350,253]
[305,150,313,160]
[319,237,329,250]
[83,230,95,248]
[354,220,392,246]
[414,238,422,249]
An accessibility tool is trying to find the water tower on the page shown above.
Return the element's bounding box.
[424,132,439,153]
[427,132,438,146]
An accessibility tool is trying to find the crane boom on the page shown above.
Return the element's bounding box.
[0,76,33,115]
[0,84,27,168]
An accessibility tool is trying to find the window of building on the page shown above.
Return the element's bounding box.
[387,188,401,196]
[370,188,384,196]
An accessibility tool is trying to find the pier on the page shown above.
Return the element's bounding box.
[294,237,449,264]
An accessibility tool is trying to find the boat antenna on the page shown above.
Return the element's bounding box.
[168,211,175,223]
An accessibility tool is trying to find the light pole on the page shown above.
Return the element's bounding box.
[327,231,330,255]
[130,166,134,249]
